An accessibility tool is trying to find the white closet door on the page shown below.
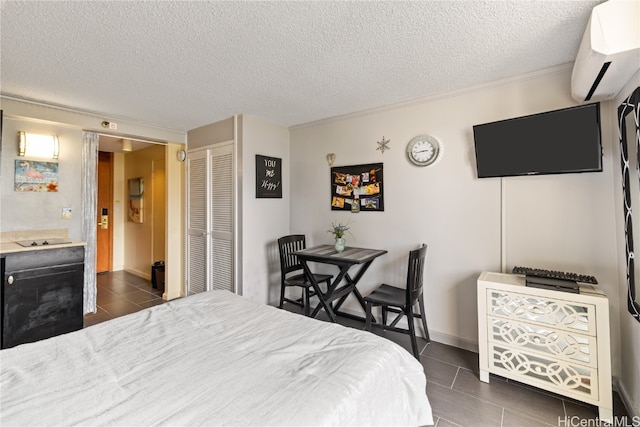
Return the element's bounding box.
[187,149,208,295]
[209,144,233,292]
[186,142,234,295]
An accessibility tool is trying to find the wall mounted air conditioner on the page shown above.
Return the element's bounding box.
[571,0,640,103]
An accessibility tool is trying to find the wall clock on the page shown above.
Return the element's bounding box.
[406,135,440,167]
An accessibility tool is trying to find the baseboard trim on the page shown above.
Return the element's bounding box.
[614,377,640,419]
[124,268,151,281]
[325,303,480,354]
[428,331,479,354]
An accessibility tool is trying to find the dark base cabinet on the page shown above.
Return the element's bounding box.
[1,246,84,349]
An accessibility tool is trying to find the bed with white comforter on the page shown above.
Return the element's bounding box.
[0,290,433,426]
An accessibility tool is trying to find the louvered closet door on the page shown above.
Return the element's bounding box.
[186,142,234,295]
[209,144,233,291]
[187,149,208,295]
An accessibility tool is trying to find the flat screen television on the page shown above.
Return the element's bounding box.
[473,103,602,178]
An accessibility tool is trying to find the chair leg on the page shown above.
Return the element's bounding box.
[382,306,388,327]
[365,302,372,331]
[406,307,419,359]
[303,288,310,316]
[279,284,286,309]
[418,296,430,343]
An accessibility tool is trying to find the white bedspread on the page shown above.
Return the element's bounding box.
[0,290,433,426]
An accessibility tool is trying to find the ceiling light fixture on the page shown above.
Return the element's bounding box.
[18,131,59,159]
[122,139,133,152]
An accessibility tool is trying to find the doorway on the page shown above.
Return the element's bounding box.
[82,131,184,313]
[96,135,167,280]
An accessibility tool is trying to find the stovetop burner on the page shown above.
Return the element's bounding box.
[15,238,73,247]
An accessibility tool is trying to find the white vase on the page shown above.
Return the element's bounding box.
[334,237,345,253]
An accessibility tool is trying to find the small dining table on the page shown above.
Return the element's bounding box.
[292,244,388,323]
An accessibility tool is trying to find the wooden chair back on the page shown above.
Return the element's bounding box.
[278,234,307,278]
[405,244,427,308]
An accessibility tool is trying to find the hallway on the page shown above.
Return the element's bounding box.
[83,271,166,328]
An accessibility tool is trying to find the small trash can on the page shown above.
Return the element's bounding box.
[151,261,165,293]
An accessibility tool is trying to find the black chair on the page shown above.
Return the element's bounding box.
[364,244,430,359]
[278,235,333,316]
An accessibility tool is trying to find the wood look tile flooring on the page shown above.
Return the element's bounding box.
[83,283,631,426]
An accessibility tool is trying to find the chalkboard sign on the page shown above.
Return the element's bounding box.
[256,155,282,198]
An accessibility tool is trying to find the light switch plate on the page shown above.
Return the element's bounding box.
[62,207,72,219]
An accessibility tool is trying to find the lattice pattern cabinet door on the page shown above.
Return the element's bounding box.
[477,272,612,422]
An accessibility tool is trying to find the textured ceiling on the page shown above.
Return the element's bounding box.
[0,0,603,132]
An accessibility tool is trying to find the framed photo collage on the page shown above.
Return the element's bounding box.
[330,162,384,212]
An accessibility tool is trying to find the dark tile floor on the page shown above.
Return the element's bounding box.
[83,270,166,328]
[287,302,632,427]
[83,281,631,427]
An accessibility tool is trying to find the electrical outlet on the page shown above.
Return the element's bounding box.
[62,207,72,219]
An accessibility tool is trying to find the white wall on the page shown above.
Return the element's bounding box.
[123,145,165,279]
[239,115,290,304]
[1,117,84,239]
[289,66,620,359]
[612,70,640,417]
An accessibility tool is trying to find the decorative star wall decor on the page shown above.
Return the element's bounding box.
[376,136,390,154]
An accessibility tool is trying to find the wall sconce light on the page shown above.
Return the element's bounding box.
[326,153,336,166]
[18,131,60,159]
[122,139,133,152]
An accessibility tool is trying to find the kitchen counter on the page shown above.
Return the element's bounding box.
[0,229,86,255]
[1,239,85,348]
[0,240,86,255]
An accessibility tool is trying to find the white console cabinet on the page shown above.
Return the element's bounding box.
[477,271,612,422]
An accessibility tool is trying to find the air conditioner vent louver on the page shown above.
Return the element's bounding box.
[585,62,611,101]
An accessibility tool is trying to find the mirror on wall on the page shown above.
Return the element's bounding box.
[128,177,144,223]
[618,86,640,322]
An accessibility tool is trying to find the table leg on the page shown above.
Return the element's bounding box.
[327,262,378,324]
[299,260,337,322]
[310,264,353,321]
[334,261,374,312]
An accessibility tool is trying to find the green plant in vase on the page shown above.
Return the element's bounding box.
[328,222,350,253]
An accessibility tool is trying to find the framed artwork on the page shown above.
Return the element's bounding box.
[256,154,282,198]
[330,162,383,211]
[14,160,59,192]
